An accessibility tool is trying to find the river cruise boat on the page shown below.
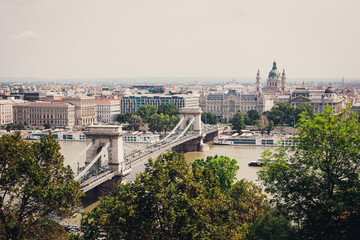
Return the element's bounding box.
[214,133,295,147]
[248,158,264,167]
[26,130,87,141]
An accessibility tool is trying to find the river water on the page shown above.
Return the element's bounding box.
[59,141,273,184]
[58,140,274,225]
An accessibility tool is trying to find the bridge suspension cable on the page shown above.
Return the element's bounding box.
[123,142,149,157]
[174,117,195,141]
[160,117,184,142]
[68,140,94,167]
[75,140,111,181]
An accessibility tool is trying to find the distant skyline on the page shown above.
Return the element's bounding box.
[1,0,359,79]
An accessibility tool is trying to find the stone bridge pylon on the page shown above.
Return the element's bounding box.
[84,125,125,176]
[178,107,202,135]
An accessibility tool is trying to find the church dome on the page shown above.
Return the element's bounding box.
[269,61,280,78]
[325,86,335,93]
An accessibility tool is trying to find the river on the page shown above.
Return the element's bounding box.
[59,140,273,184]
[58,140,274,225]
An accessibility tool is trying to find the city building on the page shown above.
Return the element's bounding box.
[120,94,199,113]
[289,86,345,114]
[95,99,121,123]
[131,84,165,93]
[62,95,97,126]
[0,103,13,125]
[13,102,75,128]
[200,90,273,122]
[265,61,286,93]
[123,132,160,143]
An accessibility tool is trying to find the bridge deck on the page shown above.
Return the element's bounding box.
[81,170,115,193]
[78,126,218,192]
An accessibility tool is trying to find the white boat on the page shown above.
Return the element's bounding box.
[248,158,264,167]
[214,135,295,147]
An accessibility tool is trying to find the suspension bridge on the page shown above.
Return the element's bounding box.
[69,107,218,194]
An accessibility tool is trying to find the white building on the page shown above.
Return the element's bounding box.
[123,132,160,143]
[0,103,13,125]
[95,99,121,123]
[120,94,199,113]
[13,102,75,128]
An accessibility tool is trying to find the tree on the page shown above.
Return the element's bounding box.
[258,106,360,239]
[201,112,218,124]
[128,114,144,131]
[157,103,178,116]
[148,113,166,133]
[0,133,81,239]
[116,112,133,123]
[257,115,273,135]
[137,105,157,123]
[192,155,239,192]
[230,110,245,133]
[168,114,180,130]
[293,104,314,125]
[245,212,298,240]
[276,103,293,125]
[244,110,260,125]
[81,152,269,239]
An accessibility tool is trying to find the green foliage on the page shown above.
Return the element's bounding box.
[201,112,218,124]
[137,105,157,123]
[0,133,81,239]
[81,152,269,239]
[264,103,314,126]
[293,103,314,124]
[128,114,144,131]
[149,113,179,133]
[116,112,133,123]
[148,113,166,133]
[230,110,246,133]
[245,212,298,240]
[5,123,25,131]
[23,218,69,240]
[244,110,260,125]
[258,106,360,239]
[192,155,239,192]
[157,103,178,116]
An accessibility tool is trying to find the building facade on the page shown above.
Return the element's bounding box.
[95,99,121,123]
[265,61,286,93]
[62,95,97,126]
[200,90,273,122]
[120,94,199,113]
[289,87,345,114]
[13,102,75,128]
[0,103,13,125]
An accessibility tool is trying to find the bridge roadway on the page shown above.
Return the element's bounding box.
[80,127,218,190]
[124,127,217,181]
[126,127,217,166]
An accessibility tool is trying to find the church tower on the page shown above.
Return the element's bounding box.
[256,69,261,92]
[266,61,283,93]
[281,69,286,91]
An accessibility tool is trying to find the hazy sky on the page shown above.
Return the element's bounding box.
[0,0,359,79]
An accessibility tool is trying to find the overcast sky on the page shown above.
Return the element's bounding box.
[0,0,359,80]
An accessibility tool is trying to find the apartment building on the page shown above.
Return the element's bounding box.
[0,103,13,125]
[13,102,75,128]
[62,95,97,126]
[95,99,120,123]
[120,94,199,113]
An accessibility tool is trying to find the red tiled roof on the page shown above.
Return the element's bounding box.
[95,99,120,104]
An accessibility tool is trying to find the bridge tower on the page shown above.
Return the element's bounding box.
[179,107,202,135]
[84,125,125,176]
[177,107,209,152]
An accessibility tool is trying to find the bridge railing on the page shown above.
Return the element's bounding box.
[75,140,111,181]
